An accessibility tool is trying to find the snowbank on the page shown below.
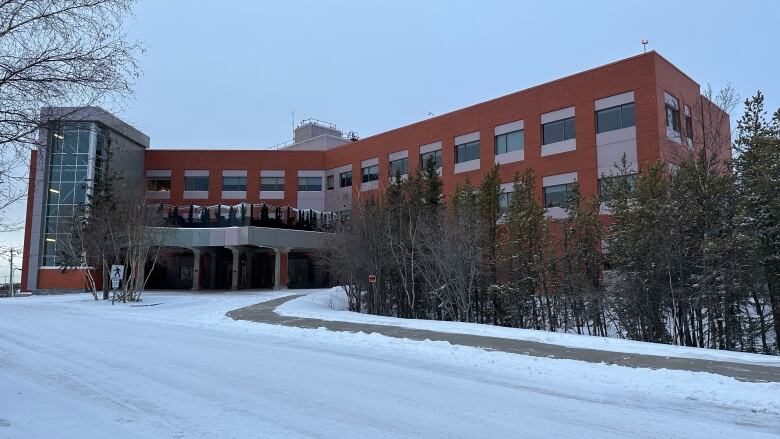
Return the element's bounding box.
[1,290,779,438]
[276,287,780,366]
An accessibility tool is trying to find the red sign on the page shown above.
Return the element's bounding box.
[368,274,377,284]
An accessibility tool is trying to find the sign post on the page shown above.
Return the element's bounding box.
[110,264,124,304]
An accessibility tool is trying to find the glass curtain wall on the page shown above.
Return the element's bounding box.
[41,122,103,266]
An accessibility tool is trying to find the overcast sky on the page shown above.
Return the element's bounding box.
[2,0,778,280]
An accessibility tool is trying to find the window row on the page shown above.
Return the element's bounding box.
[147,172,360,194]
[496,173,638,210]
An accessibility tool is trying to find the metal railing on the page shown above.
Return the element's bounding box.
[153,202,348,232]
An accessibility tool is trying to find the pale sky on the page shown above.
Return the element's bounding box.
[1,0,778,280]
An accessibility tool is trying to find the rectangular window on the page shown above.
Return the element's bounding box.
[543,183,576,208]
[684,107,693,141]
[260,176,284,191]
[339,171,352,188]
[495,130,524,155]
[420,150,442,168]
[297,176,322,191]
[665,96,680,133]
[222,176,247,191]
[599,174,638,202]
[184,176,209,191]
[498,192,511,210]
[595,103,635,133]
[389,157,409,177]
[327,175,335,190]
[542,117,576,144]
[361,165,379,183]
[455,140,480,163]
[147,177,171,192]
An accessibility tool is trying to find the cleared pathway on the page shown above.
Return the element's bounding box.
[228,294,780,383]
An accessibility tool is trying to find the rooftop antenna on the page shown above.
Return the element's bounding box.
[641,39,648,53]
[291,111,295,132]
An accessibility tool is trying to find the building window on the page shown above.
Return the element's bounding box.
[455,140,480,163]
[146,177,171,192]
[542,117,576,144]
[260,176,284,191]
[595,103,635,133]
[684,106,693,141]
[222,176,247,191]
[389,157,408,177]
[543,183,576,208]
[498,192,511,210]
[184,176,209,191]
[599,174,638,202]
[420,150,442,168]
[297,176,322,191]
[666,98,680,134]
[42,122,100,267]
[495,130,524,155]
[339,171,352,188]
[361,165,379,183]
[327,175,335,190]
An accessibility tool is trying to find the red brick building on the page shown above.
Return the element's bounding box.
[21,51,730,293]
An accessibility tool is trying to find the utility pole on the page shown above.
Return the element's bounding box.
[9,247,14,296]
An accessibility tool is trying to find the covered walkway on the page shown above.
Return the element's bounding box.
[146,226,329,290]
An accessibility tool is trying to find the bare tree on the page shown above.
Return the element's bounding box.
[0,0,140,230]
[114,186,163,302]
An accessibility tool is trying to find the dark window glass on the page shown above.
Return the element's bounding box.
[389,157,408,177]
[297,177,322,191]
[564,118,575,140]
[147,177,171,192]
[455,140,480,163]
[420,150,442,168]
[495,130,524,155]
[622,103,635,128]
[596,107,622,133]
[185,176,209,191]
[260,176,284,192]
[77,129,90,153]
[685,115,693,140]
[596,103,635,133]
[63,131,78,153]
[666,104,680,132]
[361,165,379,183]
[339,171,352,187]
[542,117,575,144]
[327,175,335,190]
[543,183,576,208]
[222,176,247,191]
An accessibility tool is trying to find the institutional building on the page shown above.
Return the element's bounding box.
[21,51,729,293]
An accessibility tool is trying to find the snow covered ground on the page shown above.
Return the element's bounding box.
[278,288,780,366]
[1,290,779,438]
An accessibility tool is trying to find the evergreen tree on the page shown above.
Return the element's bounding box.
[735,92,780,351]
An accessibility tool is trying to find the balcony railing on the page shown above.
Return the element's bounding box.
[153,202,347,232]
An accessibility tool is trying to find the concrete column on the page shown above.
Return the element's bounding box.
[245,251,254,289]
[229,246,240,290]
[209,250,217,289]
[190,247,201,291]
[274,247,291,290]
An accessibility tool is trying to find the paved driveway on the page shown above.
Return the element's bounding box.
[228,294,780,383]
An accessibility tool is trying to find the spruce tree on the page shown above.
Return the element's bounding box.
[735,92,780,351]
